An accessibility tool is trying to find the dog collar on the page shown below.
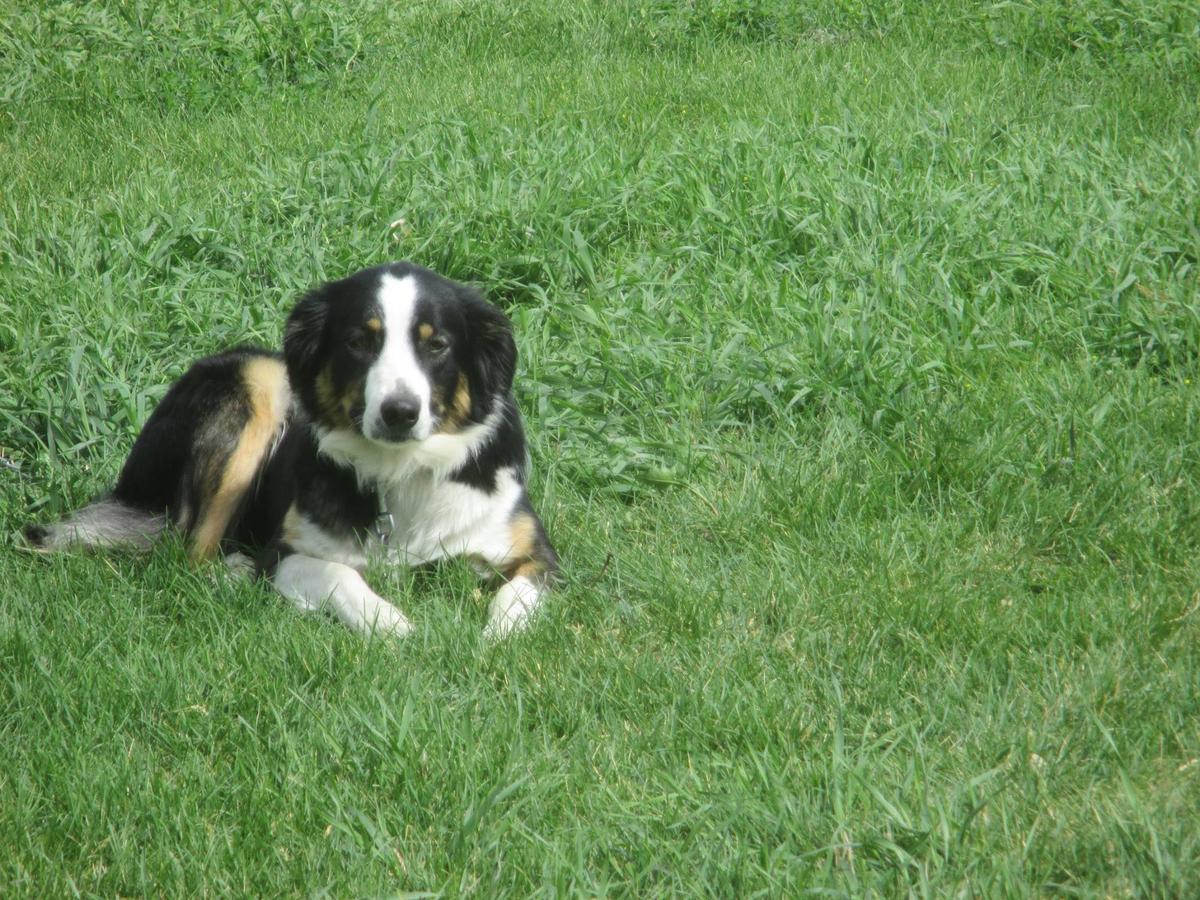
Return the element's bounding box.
[372,485,394,543]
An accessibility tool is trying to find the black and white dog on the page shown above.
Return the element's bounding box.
[25,262,558,639]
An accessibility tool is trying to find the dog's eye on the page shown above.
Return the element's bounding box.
[426,335,450,353]
[347,332,374,354]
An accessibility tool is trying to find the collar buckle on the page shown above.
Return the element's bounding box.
[373,511,395,543]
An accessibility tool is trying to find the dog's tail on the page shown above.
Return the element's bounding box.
[23,499,167,552]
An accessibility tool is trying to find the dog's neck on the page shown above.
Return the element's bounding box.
[311,407,505,492]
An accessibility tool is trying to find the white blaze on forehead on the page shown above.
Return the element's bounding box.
[364,273,433,442]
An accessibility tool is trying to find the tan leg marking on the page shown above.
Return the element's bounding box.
[190,357,290,560]
[505,560,544,581]
[507,513,537,561]
[281,506,302,545]
[500,512,553,582]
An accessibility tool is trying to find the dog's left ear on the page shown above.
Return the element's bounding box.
[459,284,517,398]
[283,285,329,388]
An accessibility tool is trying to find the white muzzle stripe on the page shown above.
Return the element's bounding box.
[364,274,433,443]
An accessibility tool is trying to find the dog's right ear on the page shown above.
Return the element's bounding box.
[457,283,517,399]
[283,286,328,383]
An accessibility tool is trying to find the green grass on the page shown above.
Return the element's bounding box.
[2,0,1198,894]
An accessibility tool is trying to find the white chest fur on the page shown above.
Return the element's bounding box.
[313,422,525,570]
[379,466,524,566]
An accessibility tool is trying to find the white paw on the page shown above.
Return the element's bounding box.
[484,577,543,641]
[359,601,413,639]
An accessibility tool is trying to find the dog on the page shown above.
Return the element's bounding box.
[24,262,558,639]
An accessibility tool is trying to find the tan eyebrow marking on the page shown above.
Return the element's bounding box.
[418,323,434,340]
[366,318,382,332]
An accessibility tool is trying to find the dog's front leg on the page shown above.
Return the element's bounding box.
[480,505,559,640]
[273,553,412,638]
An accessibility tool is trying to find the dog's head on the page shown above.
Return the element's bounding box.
[284,262,516,445]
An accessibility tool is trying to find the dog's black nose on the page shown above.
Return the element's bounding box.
[379,395,420,437]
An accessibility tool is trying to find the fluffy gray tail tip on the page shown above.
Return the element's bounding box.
[22,499,166,552]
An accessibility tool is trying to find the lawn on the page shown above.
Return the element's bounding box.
[1,0,1198,894]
